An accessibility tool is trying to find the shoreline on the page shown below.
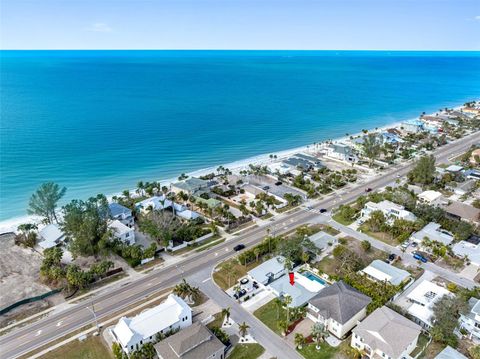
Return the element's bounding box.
[0,102,473,233]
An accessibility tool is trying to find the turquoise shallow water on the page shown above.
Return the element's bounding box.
[1,50,479,220]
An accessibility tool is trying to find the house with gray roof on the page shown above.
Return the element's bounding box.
[459,297,480,342]
[171,178,210,196]
[307,231,337,258]
[360,260,410,286]
[435,346,467,359]
[351,306,421,359]
[109,202,134,227]
[268,274,318,307]
[283,157,314,172]
[452,239,480,266]
[247,256,286,285]
[307,281,371,338]
[410,222,454,246]
[326,143,358,163]
[154,322,225,359]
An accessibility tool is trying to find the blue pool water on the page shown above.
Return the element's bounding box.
[302,272,327,285]
[1,50,479,220]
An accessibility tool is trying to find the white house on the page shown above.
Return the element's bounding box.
[38,224,65,249]
[417,190,444,206]
[111,294,192,354]
[452,239,480,266]
[435,346,468,359]
[359,260,410,286]
[247,256,286,285]
[307,281,371,339]
[109,202,134,227]
[406,280,451,329]
[326,143,358,163]
[351,306,422,359]
[360,200,417,224]
[109,220,135,245]
[410,222,454,246]
[459,297,480,342]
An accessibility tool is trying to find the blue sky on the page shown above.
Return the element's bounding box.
[1,0,479,50]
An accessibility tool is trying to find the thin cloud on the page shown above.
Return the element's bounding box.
[86,23,113,33]
[475,15,480,21]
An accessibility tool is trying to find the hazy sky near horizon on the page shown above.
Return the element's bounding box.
[1,0,479,50]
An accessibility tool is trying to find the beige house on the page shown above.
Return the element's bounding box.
[154,322,225,359]
[307,281,371,339]
[471,149,480,166]
[351,306,422,359]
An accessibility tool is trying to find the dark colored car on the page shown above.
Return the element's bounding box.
[233,244,245,251]
[262,185,270,191]
[388,253,397,262]
[365,188,373,193]
[319,208,327,213]
[253,281,259,289]
[413,252,428,263]
[275,181,283,186]
[234,289,247,299]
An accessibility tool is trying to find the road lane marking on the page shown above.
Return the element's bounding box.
[202,277,211,283]
[56,321,63,327]
[35,330,42,336]
[215,252,218,256]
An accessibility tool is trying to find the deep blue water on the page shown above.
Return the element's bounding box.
[1,50,479,220]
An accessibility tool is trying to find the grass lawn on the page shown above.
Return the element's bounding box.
[418,339,444,359]
[39,335,112,359]
[196,238,226,252]
[253,299,287,335]
[213,256,270,290]
[410,334,431,358]
[332,213,355,226]
[359,227,398,246]
[318,224,340,236]
[297,342,339,359]
[229,343,265,359]
[206,312,224,330]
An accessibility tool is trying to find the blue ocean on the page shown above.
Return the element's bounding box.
[1,51,479,220]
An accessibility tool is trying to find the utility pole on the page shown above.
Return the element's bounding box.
[86,301,100,335]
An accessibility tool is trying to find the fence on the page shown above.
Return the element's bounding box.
[0,289,62,315]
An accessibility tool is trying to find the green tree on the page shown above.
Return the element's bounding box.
[361,240,371,252]
[469,345,480,359]
[362,133,382,166]
[112,342,126,359]
[28,182,66,223]
[294,333,306,349]
[431,295,468,346]
[408,155,436,185]
[365,210,386,232]
[66,264,92,289]
[221,307,231,325]
[238,322,250,338]
[283,295,293,323]
[311,322,328,350]
[62,194,110,256]
[278,320,289,336]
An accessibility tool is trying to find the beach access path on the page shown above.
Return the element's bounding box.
[0,130,479,359]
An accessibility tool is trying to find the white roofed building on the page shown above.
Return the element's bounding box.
[38,224,65,249]
[410,222,454,246]
[360,260,410,286]
[109,220,135,245]
[111,294,192,354]
[360,200,417,224]
[417,190,444,206]
[406,280,451,329]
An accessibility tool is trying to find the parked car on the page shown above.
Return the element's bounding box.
[413,252,428,263]
[319,208,327,213]
[262,185,270,191]
[253,281,259,289]
[365,188,373,193]
[388,253,397,262]
[275,181,283,186]
[401,241,409,249]
[234,289,247,299]
[233,244,245,251]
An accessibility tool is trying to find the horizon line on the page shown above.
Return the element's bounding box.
[1,49,480,52]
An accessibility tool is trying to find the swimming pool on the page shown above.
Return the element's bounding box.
[302,272,327,286]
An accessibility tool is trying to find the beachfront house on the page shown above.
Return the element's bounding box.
[401,119,425,133]
[111,294,192,355]
[452,235,480,266]
[359,260,410,286]
[267,162,291,175]
[38,224,66,250]
[283,157,314,172]
[381,132,403,145]
[109,220,135,245]
[109,202,134,227]
[410,222,454,246]
[406,280,451,329]
[154,322,225,359]
[459,297,480,342]
[171,177,210,196]
[360,200,417,224]
[247,256,286,285]
[306,281,371,339]
[351,306,422,359]
[417,190,444,206]
[326,143,358,164]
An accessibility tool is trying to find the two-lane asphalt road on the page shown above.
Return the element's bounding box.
[1,130,478,359]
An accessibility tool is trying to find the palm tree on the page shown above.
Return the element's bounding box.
[283,295,292,323]
[222,307,231,325]
[311,322,328,350]
[173,279,200,304]
[294,333,306,349]
[278,320,289,336]
[222,262,234,287]
[238,322,250,338]
[254,247,261,262]
[273,297,283,319]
